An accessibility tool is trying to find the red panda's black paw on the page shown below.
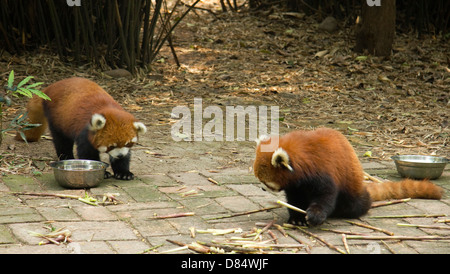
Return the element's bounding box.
[287,214,308,226]
[113,171,135,180]
[305,206,327,226]
[288,217,307,226]
[104,171,113,179]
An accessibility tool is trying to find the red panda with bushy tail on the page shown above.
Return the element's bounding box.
[16,77,147,180]
[253,128,443,226]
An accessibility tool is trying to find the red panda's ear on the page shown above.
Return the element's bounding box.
[89,114,106,131]
[255,135,270,146]
[133,122,147,134]
[271,148,293,172]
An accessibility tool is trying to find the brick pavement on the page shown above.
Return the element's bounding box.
[0,160,449,254]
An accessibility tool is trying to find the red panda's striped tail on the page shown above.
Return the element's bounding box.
[366,179,443,202]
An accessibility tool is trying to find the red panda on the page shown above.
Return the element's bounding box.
[16,77,147,180]
[253,128,443,226]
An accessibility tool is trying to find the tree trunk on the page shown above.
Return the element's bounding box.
[355,0,396,56]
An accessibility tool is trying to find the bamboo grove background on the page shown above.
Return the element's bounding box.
[0,0,448,72]
[0,0,199,72]
[250,0,449,35]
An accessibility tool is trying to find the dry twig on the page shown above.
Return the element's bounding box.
[346,220,395,236]
[397,223,450,230]
[346,235,449,241]
[288,225,346,254]
[150,212,195,219]
[342,234,350,254]
[371,198,411,208]
[369,214,446,219]
[205,205,280,220]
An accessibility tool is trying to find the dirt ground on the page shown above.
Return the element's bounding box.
[1,2,449,176]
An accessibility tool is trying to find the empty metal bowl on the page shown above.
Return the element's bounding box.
[391,155,448,180]
[50,160,109,189]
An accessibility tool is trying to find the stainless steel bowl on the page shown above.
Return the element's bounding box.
[50,160,109,189]
[391,155,448,180]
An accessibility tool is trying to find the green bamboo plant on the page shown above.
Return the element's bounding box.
[1,71,50,145]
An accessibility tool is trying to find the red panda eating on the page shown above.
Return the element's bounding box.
[16,77,147,180]
[253,128,443,226]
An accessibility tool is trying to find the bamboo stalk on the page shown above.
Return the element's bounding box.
[346,235,449,241]
[436,219,450,223]
[380,240,396,254]
[11,191,81,200]
[253,219,276,240]
[276,200,307,214]
[371,198,411,208]
[140,243,164,254]
[166,239,210,254]
[268,230,278,244]
[274,224,288,237]
[369,214,446,219]
[150,212,195,219]
[346,220,395,236]
[342,234,350,254]
[296,226,346,254]
[320,228,369,236]
[199,241,259,253]
[286,232,312,253]
[204,205,280,220]
[113,0,131,67]
[397,223,450,230]
[363,171,385,184]
[207,178,220,185]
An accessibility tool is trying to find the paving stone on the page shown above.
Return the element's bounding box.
[169,172,211,186]
[122,185,168,203]
[35,207,81,221]
[215,196,260,212]
[0,225,16,244]
[0,207,44,224]
[361,161,388,170]
[0,244,71,254]
[8,223,52,245]
[208,174,258,185]
[2,175,42,192]
[72,206,118,221]
[227,184,273,197]
[139,174,178,187]
[130,219,179,237]
[66,241,115,254]
[52,221,138,241]
[108,240,150,254]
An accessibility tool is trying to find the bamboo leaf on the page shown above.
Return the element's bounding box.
[16,87,33,97]
[7,71,14,88]
[26,82,44,89]
[18,131,28,143]
[17,76,34,88]
[27,89,51,101]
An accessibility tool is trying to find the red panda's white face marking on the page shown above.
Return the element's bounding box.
[262,181,282,192]
[109,147,131,159]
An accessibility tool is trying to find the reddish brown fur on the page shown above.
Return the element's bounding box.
[367,179,443,201]
[16,77,140,147]
[254,128,443,201]
[15,95,48,142]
